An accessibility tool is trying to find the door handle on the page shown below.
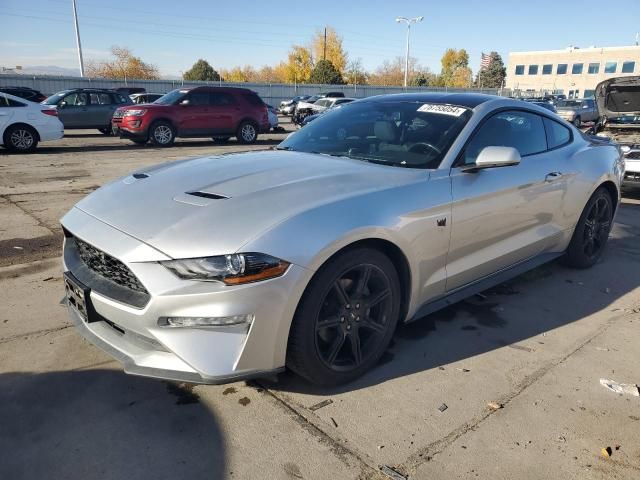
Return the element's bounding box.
[545,172,563,182]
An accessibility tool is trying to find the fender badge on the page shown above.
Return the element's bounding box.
[437,218,447,227]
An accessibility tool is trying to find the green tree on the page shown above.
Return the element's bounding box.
[476,52,506,88]
[183,59,220,81]
[309,59,344,84]
[311,26,348,75]
[439,48,472,87]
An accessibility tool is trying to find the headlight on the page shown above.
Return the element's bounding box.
[124,109,147,117]
[160,253,290,285]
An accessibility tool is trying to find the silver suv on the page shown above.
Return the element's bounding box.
[556,98,599,127]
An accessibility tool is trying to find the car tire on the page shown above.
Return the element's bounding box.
[98,127,113,135]
[212,137,230,143]
[563,187,613,269]
[3,124,39,153]
[287,247,401,386]
[236,121,258,144]
[149,121,175,147]
[573,117,581,128]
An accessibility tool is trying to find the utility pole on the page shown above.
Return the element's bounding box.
[323,27,327,61]
[395,16,424,87]
[71,0,85,77]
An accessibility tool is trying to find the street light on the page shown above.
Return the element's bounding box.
[395,16,423,87]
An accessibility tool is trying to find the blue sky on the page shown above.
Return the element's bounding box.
[1,0,639,77]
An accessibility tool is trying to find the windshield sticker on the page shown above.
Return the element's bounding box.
[417,104,467,116]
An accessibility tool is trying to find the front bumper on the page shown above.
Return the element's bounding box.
[61,207,309,384]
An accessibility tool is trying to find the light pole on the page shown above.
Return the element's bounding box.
[395,16,423,87]
[71,0,85,77]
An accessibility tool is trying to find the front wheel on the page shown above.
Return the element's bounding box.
[149,121,175,147]
[236,121,257,144]
[563,187,613,268]
[287,248,401,386]
[573,117,581,128]
[4,125,39,153]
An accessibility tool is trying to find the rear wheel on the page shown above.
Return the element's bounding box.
[572,116,581,128]
[4,125,38,153]
[236,121,257,144]
[287,248,401,386]
[564,187,613,268]
[149,121,175,147]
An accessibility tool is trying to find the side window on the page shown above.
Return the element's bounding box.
[463,110,547,165]
[543,117,571,149]
[209,93,236,105]
[99,93,113,104]
[116,94,128,104]
[0,95,26,107]
[64,92,89,106]
[187,92,209,105]
[243,93,264,106]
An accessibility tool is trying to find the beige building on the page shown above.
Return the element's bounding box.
[506,45,640,98]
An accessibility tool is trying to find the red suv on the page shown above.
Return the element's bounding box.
[112,86,270,147]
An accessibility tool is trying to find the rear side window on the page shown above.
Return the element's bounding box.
[63,92,89,106]
[210,93,236,105]
[543,117,571,149]
[243,93,264,106]
[0,95,26,107]
[463,110,547,164]
[187,92,209,105]
[90,93,113,105]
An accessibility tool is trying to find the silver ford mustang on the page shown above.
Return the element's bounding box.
[61,93,624,386]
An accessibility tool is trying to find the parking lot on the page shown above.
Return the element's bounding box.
[2,116,640,480]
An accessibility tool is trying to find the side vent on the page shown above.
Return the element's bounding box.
[186,191,229,200]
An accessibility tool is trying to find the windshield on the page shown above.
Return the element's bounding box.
[557,100,582,108]
[154,89,188,105]
[42,91,70,105]
[278,100,473,169]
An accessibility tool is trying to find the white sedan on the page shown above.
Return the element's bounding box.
[0,92,63,153]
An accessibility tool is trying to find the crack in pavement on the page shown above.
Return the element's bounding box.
[252,384,387,480]
[1,194,56,235]
[0,324,73,345]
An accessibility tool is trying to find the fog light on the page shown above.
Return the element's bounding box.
[158,314,254,328]
[130,120,141,128]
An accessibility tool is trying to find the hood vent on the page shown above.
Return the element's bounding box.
[133,173,149,179]
[186,191,229,200]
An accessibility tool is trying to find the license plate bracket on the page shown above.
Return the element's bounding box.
[63,271,93,322]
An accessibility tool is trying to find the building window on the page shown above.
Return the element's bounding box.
[557,64,568,74]
[542,64,552,75]
[588,63,600,74]
[528,65,539,75]
[605,62,617,73]
[515,65,525,75]
[622,61,635,73]
[584,89,595,98]
[572,63,584,74]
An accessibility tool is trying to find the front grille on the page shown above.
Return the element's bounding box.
[112,110,124,119]
[74,237,148,294]
[625,150,640,159]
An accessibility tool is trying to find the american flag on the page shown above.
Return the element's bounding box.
[480,52,493,70]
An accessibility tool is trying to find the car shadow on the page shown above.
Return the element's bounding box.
[262,202,640,395]
[0,370,226,480]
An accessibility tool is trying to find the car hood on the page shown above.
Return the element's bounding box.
[73,150,424,259]
[595,75,640,119]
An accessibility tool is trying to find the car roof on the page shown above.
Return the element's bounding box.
[183,86,258,94]
[360,92,498,109]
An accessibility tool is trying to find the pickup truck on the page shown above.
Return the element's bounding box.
[556,98,599,127]
[592,76,640,187]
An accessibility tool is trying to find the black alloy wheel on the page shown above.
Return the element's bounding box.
[564,187,613,268]
[287,248,401,385]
